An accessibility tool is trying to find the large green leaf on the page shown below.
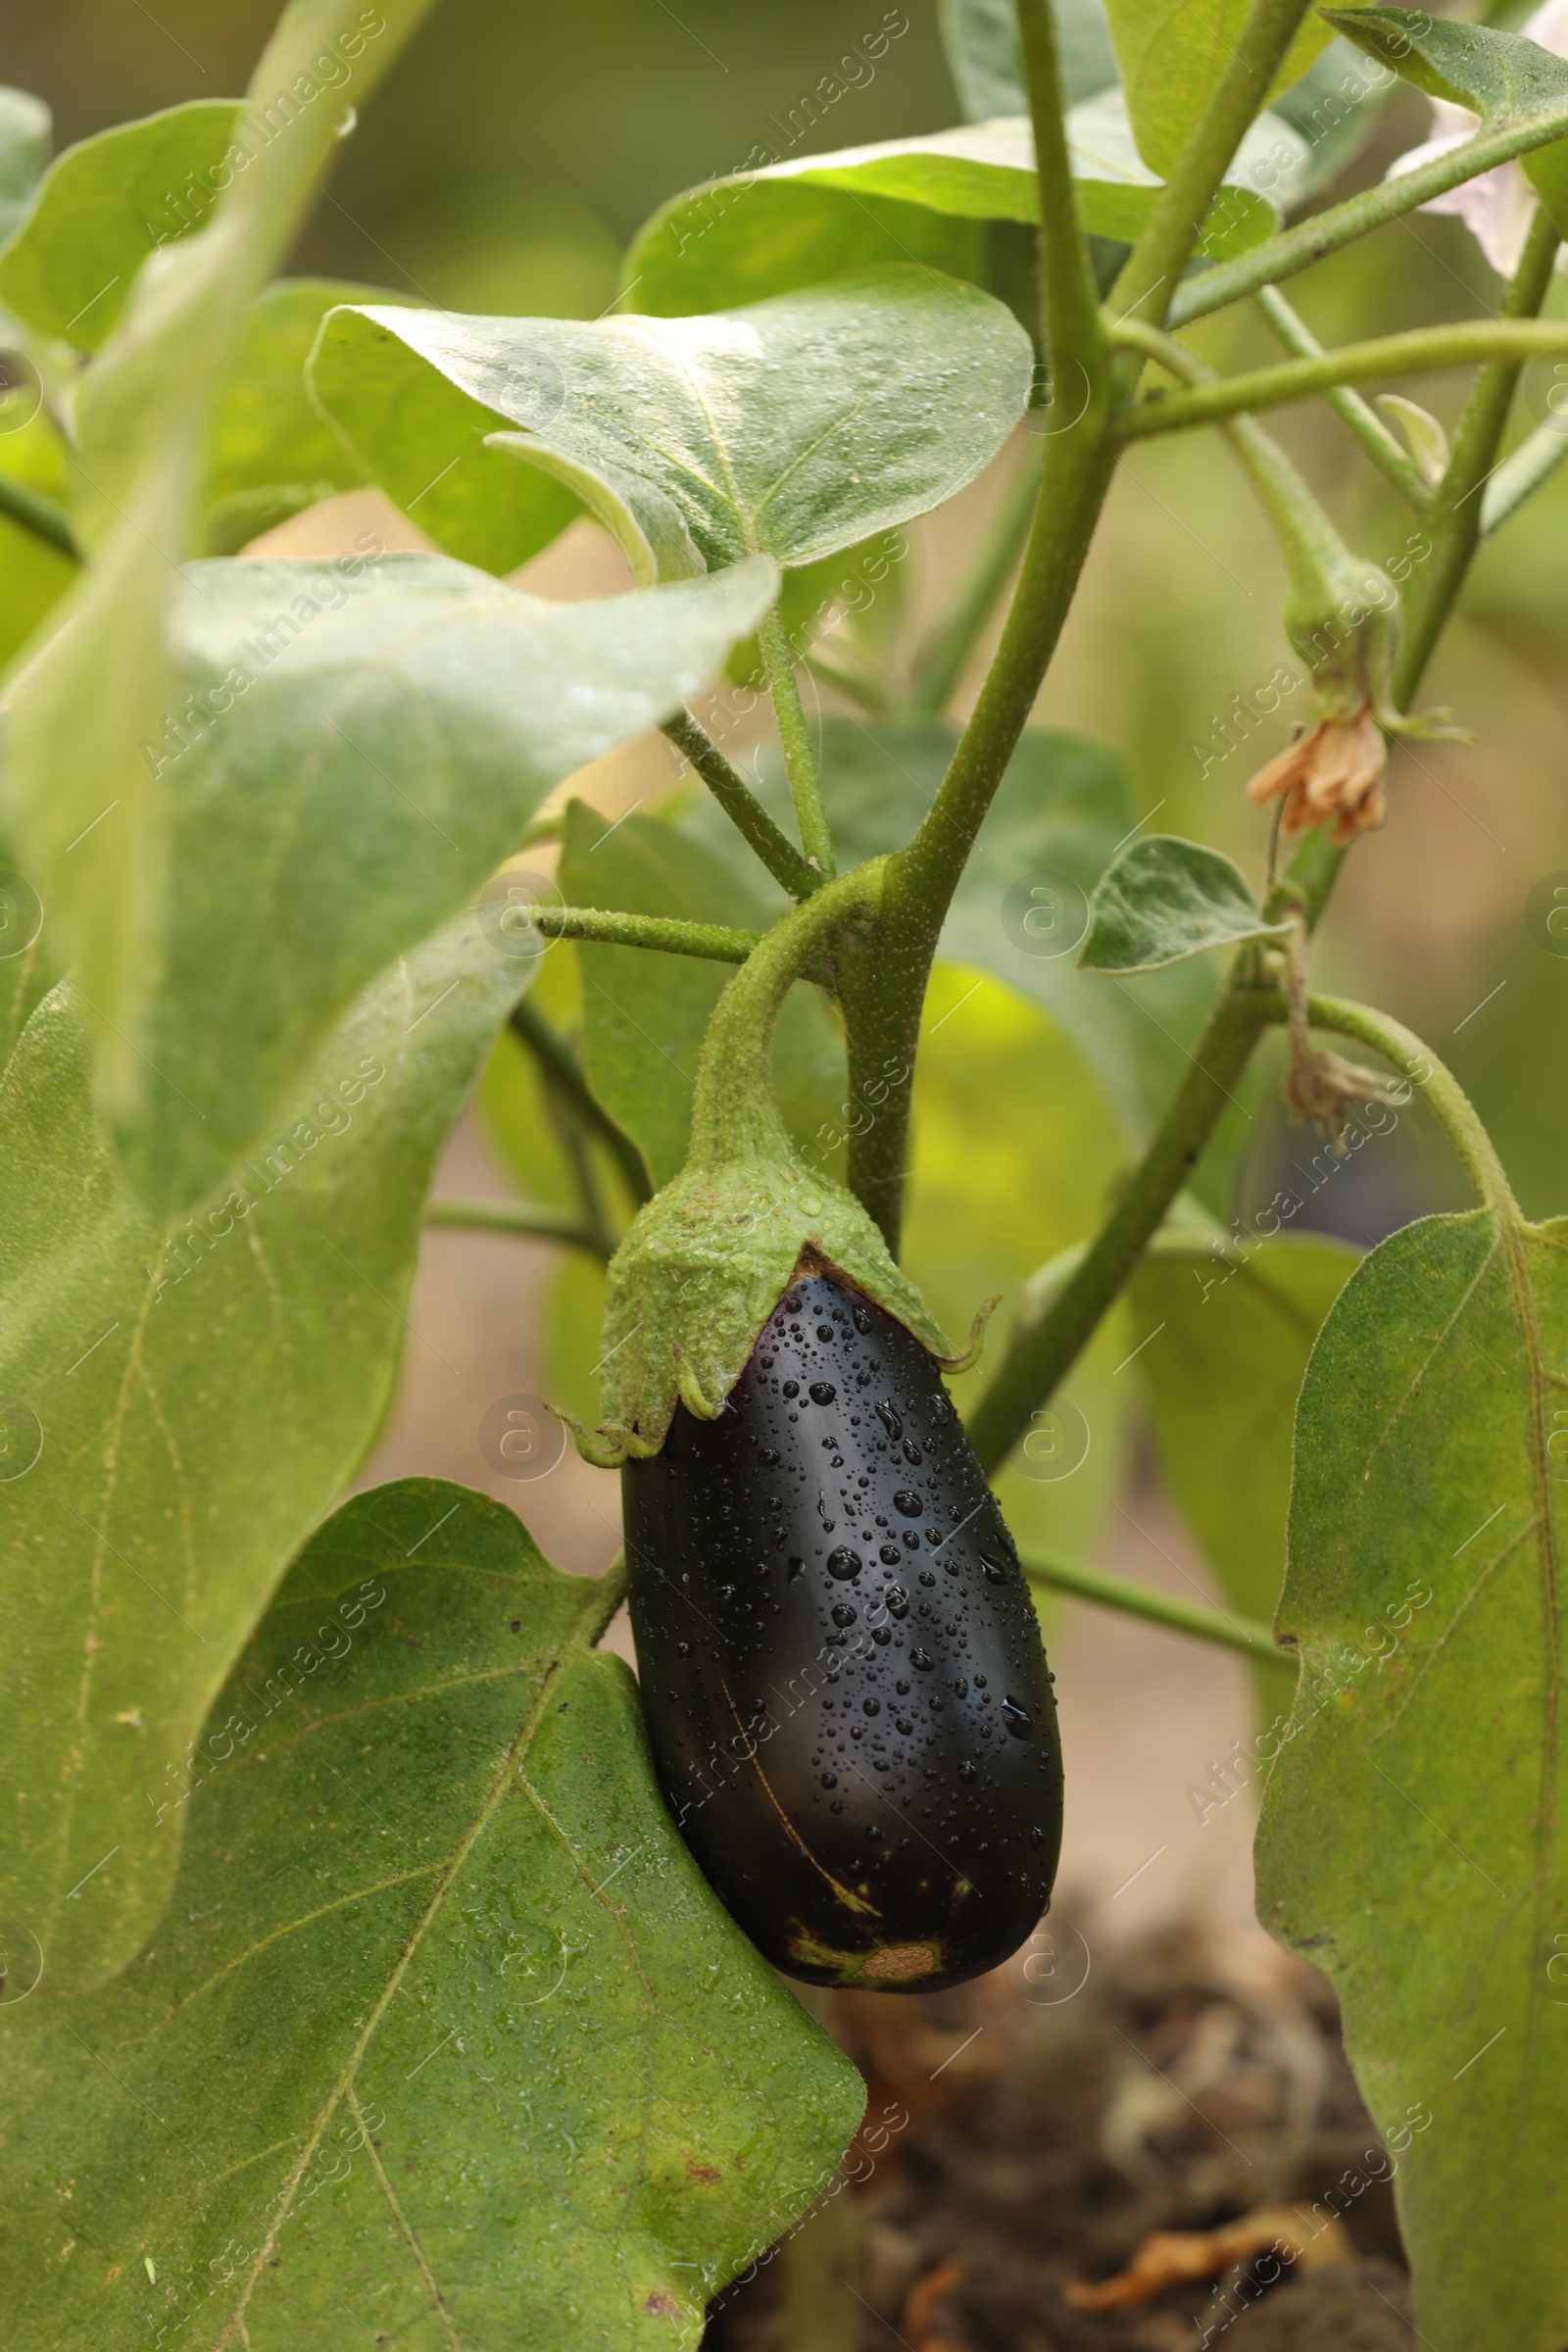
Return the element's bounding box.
[1257,1207,1568,2347]
[559,797,842,1189]
[38,549,775,1217]
[1080,832,1289,973]
[940,0,1119,117]
[623,104,1307,318]
[199,276,416,554]
[0,2,440,1242]
[313,270,1032,582]
[1326,7,1568,230]
[1106,0,1331,175]
[0,85,50,250]
[0,1479,863,2343]
[0,98,240,352]
[0,912,527,1992]
[1132,1228,1358,1630]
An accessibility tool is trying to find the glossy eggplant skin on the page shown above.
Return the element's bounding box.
[623,1272,1061,1992]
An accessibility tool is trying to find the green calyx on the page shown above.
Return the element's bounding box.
[576,860,962,1466]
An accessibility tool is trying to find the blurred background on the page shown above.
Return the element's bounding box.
[2,5,1563,2331]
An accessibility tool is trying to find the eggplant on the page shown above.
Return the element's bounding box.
[623,1270,1062,1992]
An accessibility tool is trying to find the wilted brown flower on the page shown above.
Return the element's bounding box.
[1246,706,1386,843]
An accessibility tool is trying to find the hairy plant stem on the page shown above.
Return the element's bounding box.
[839,0,1111,1252]
[509,998,652,1207]
[1019,1549,1289,1666]
[0,472,81,562]
[422,1197,612,1257]
[660,709,817,900]
[532,905,760,961]
[1118,315,1568,437]
[759,604,834,878]
[1169,111,1568,327]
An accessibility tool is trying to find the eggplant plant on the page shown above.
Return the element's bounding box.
[0,0,1566,2342]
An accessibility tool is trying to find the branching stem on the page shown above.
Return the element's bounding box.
[0,473,81,562]
[1251,286,1431,510]
[509,998,652,1207]
[533,905,759,962]
[660,709,818,900]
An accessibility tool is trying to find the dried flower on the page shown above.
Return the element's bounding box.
[1247,706,1387,843]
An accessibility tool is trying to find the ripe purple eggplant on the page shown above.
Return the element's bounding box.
[623,1269,1062,1992]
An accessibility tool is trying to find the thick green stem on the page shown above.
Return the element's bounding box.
[1252,286,1431,510]
[1246,988,1518,1218]
[759,604,835,878]
[1020,1550,1290,1667]
[688,863,881,1169]
[911,434,1046,716]
[533,905,759,962]
[968,980,1268,1474]
[0,471,80,562]
[660,709,817,900]
[1119,317,1568,438]
[839,0,1113,1255]
[509,998,652,1207]
[423,1197,612,1258]
[1107,0,1315,341]
[1169,112,1568,328]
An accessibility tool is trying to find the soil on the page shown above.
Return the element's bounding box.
[702,1918,1413,2352]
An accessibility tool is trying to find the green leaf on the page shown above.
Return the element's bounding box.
[0,1,441,1247]
[0,99,241,352]
[0,912,528,1991]
[314,270,1032,584]
[940,0,1119,116]
[199,276,418,553]
[51,549,777,1217]
[560,797,843,1190]
[1325,6,1568,230]
[1080,833,1289,974]
[0,1479,864,2341]
[1105,0,1331,176]
[1131,1227,1358,1637]
[0,85,50,250]
[623,106,1303,318]
[1268,38,1396,202]
[1256,1208,1568,2348]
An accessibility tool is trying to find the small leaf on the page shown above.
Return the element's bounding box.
[1105,0,1332,175]
[54,549,777,1215]
[0,84,50,249]
[1080,833,1290,974]
[1257,1208,1568,2348]
[1132,1228,1359,1673]
[1324,6,1568,231]
[0,912,529,1992]
[624,108,1301,318]
[940,0,1119,117]
[313,270,1032,582]
[0,98,241,351]
[0,1480,864,2339]
[1376,392,1451,488]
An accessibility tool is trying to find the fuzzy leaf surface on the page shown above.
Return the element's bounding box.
[0,1479,864,2345]
[624,106,1305,318]
[313,270,1032,579]
[1080,833,1289,974]
[86,550,775,1215]
[1256,1209,1568,2348]
[0,85,50,249]
[0,914,526,1991]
